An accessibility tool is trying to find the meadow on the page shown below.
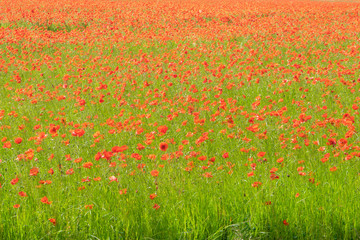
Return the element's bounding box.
[1,0,360,239]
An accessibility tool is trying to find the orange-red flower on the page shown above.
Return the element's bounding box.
[252,182,262,188]
[257,152,266,158]
[29,167,39,176]
[119,188,127,195]
[19,191,28,197]
[109,176,118,183]
[48,168,54,175]
[112,145,128,153]
[151,170,159,177]
[159,142,168,151]
[83,162,93,169]
[330,166,337,172]
[41,196,52,205]
[3,141,11,148]
[158,125,168,135]
[66,168,74,175]
[49,218,56,226]
[11,177,19,185]
[71,129,85,137]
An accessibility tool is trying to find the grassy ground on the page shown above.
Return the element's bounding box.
[1,0,360,239]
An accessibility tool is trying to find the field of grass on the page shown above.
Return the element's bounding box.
[1,0,360,239]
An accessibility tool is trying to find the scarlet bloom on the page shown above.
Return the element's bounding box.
[257,152,266,158]
[49,218,56,226]
[252,181,262,188]
[158,125,168,135]
[119,188,127,195]
[131,153,142,160]
[198,156,207,161]
[153,204,160,210]
[3,141,11,148]
[270,174,279,180]
[327,138,336,146]
[41,196,52,205]
[13,204,20,208]
[71,129,85,137]
[18,191,28,197]
[66,168,74,175]
[203,172,213,178]
[85,204,93,209]
[11,177,19,185]
[82,162,93,169]
[48,168,54,175]
[82,177,91,182]
[14,138,22,144]
[137,143,145,150]
[159,142,168,151]
[149,194,157,200]
[222,152,229,158]
[283,220,289,226]
[49,125,59,135]
[338,138,347,147]
[112,145,128,153]
[29,167,39,176]
[151,170,159,177]
[330,166,337,172]
[109,176,118,183]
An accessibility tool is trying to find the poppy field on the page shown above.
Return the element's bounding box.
[1,0,360,239]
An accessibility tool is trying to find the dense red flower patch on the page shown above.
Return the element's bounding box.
[1,0,360,238]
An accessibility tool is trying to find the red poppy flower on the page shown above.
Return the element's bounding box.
[158,125,168,135]
[71,129,85,137]
[85,204,93,209]
[330,166,337,172]
[19,191,28,197]
[109,176,118,183]
[82,162,93,169]
[3,141,11,148]
[11,177,19,185]
[159,142,168,151]
[41,196,52,205]
[257,152,266,158]
[66,168,74,175]
[48,168,54,175]
[112,145,128,153]
[29,167,39,176]
[151,170,159,177]
[49,218,56,226]
[119,188,127,195]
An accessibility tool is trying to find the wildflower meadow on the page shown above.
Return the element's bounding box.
[1,0,360,239]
